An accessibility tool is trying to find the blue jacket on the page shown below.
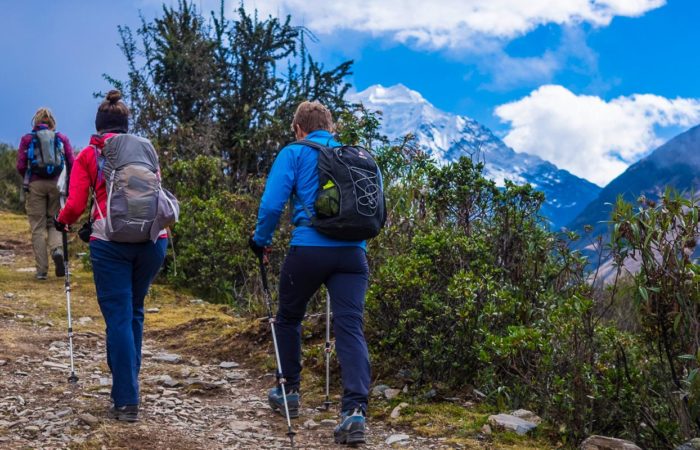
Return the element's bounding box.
[253,130,366,249]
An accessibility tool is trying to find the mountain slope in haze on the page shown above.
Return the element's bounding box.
[349,84,601,229]
[568,124,700,234]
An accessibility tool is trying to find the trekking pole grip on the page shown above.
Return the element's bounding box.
[62,231,68,260]
[258,255,269,292]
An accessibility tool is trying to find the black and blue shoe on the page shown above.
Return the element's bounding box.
[108,404,139,422]
[267,386,300,418]
[334,408,366,446]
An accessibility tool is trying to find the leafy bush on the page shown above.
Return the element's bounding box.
[169,191,257,305]
[365,153,689,448]
[0,143,22,212]
[609,190,700,444]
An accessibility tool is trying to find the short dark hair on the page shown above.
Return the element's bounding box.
[292,101,334,134]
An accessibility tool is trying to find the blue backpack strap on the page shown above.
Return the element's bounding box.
[27,131,37,162]
[93,145,105,186]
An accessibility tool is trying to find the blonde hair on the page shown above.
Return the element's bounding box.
[32,107,56,130]
[292,101,334,134]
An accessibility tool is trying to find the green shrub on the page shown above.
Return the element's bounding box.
[169,191,258,305]
[0,143,22,212]
[364,155,683,448]
[609,190,700,444]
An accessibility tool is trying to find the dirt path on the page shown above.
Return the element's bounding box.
[0,212,453,450]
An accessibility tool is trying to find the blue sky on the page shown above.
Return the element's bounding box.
[1,0,699,185]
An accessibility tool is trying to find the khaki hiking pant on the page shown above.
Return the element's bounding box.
[25,179,62,275]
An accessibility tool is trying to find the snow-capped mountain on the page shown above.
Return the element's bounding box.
[348,84,601,229]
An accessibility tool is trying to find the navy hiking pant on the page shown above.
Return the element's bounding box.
[90,238,167,407]
[276,246,371,413]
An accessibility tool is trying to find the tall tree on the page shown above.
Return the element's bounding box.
[112,1,352,179]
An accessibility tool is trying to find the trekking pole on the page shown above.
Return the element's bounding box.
[62,231,79,384]
[323,290,332,411]
[257,256,296,449]
[59,174,78,385]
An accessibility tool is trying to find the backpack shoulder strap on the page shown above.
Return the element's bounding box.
[28,131,37,160]
[293,139,337,151]
[92,145,106,186]
[89,145,106,220]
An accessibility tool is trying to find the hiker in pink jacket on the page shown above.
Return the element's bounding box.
[16,107,74,280]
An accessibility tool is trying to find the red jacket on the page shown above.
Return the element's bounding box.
[58,133,113,225]
[58,133,167,240]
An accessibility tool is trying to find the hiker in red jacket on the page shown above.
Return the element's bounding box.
[55,90,169,423]
[16,108,74,280]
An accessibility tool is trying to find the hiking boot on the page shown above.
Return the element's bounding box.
[108,404,139,422]
[334,408,366,446]
[52,249,65,277]
[35,272,48,281]
[268,386,300,418]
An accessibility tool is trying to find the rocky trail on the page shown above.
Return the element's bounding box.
[0,212,457,450]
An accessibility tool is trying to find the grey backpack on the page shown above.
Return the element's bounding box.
[102,134,179,243]
[29,129,65,178]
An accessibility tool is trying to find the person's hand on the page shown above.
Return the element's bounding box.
[53,213,70,233]
[248,235,271,264]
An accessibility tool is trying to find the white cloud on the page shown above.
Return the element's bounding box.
[242,0,665,49]
[143,0,664,89]
[495,85,700,186]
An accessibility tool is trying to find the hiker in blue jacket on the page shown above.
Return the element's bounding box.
[249,101,371,445]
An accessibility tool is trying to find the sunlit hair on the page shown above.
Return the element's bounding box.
[292,101,334,134]
[32,107,56,130]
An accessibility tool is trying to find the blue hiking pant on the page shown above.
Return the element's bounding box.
[90,238,167,407]
[275,246,371,413]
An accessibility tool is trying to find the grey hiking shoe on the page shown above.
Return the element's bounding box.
[108,404,139,422]
[52,249,65,277]
[268,386,300,418]
[35,272,48,281]
[334,408,366,446]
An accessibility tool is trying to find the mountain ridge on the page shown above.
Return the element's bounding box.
[568,124,700,234]
[349,84,602,229]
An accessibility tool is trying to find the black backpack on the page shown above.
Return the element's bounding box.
[295,139,386,241]
[28,129,65,178]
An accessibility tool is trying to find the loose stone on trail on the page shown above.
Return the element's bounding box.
[488,413,538,435]
[371,384,390,396]
[219,361,239,369]
[580,435,643,450]
[390,402,409,419]
[383,388,401,400]
[303,419,320,430]
[42,361,69,370]
[675,439,700,450]
[78,413,99,426]
[511,409,541,425]
[386,433,410,445]
[152,352,182,363]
